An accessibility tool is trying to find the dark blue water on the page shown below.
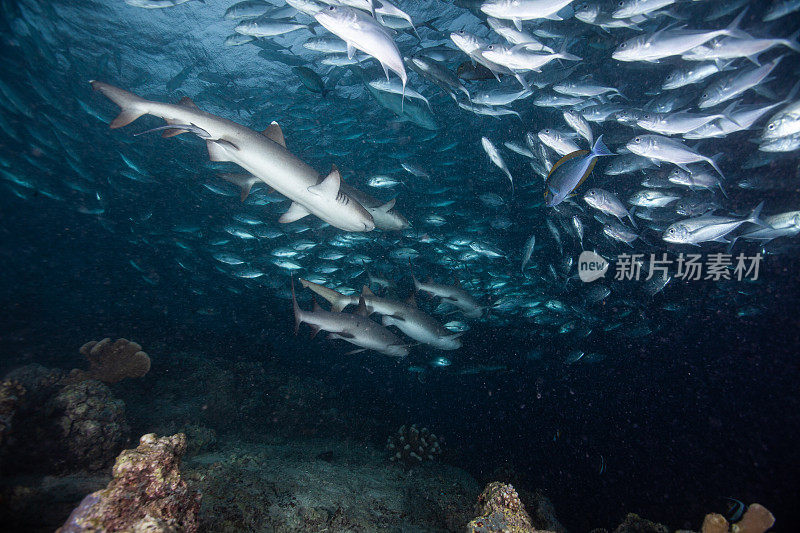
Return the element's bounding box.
[1,0,799,531]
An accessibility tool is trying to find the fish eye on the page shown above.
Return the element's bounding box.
[702,93,708,98]
[668,228,674,234]
[634,137,640,143]
[328,5,335,10]
[620,43,626,48]
[768,123,775,130]
[618,1,624,5]
[643,114,650,119]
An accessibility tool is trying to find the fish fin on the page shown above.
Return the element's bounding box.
[206,140,233,162]
[178,96,199,109]
[347,43,356,60]
[308,164,341,198]
[725,7,748,38]
[218,173,258,202]
[355,296,369,317]
[707,153,725,179]
[331,331,355,339]
[344,348,367,355]
[512,18,522,31]
[262,121,286,148]
[388,313,406,322]
[90,80,147,128]
[279,202,311,223]
[591,135,613,157]
[748,201,765,226]
[361,285,375,297]
[308,324,321,339]
[312,297,322,313]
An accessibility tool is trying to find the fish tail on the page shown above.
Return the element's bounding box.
[747,201,766,227]
[785,28,800,53]
[89,80,148,129]
[591,135,614,157]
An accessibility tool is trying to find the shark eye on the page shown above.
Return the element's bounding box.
[618,1,624,5]
[620,43,627,49]
[702,93,708,99]
[328,5,335,10]
[768,123,775,130]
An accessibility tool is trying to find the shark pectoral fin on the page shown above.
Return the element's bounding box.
[345,348,367,355]
[262,121,286,148]
[309,325,321,339]
[206,140,238,162]
[218,173,258,202]
[308,164,341,198]
[388,313,406,322]
[279,202,311,223]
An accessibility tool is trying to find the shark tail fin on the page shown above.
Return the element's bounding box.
[89,80,148,129]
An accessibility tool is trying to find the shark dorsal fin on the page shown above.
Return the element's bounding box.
[179,96,199,109]
[308,165,341,198]
[405,293,417,307]
[279,202,311,224]
[355,296,369,317]
[378,198,396,211]
[362,285,375,297]
[263,121,286,148]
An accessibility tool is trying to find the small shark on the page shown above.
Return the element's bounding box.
[410,265,483,318]
[299,279,462,350]
[90,81,375,232]
[292,279,409,357]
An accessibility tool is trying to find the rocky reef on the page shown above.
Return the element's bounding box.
[466,482,543,533]
[386,423,443,466]
[701,503,775,533]
[58,433,200,533]
[76,338,151,384]
[1,364,130,474]
[0,379,25,448]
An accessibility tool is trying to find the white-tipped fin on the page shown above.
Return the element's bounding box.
[279,202,311,223]
[308,164,341,198]
[263,121,286,148]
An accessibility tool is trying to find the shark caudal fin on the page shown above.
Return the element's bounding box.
[89,80,149,129]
